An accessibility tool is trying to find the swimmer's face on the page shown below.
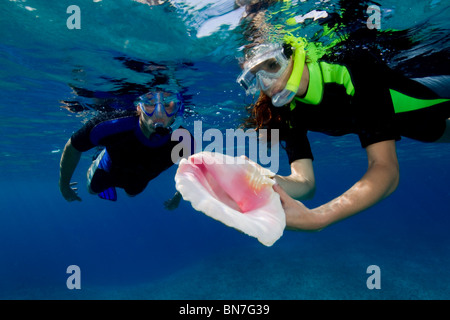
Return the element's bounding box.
[260,58,294,98]
[138,106,174,133]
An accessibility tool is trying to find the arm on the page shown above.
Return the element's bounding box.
[275,140,400,231]
[273,158,316,200]
[59,138,83,202]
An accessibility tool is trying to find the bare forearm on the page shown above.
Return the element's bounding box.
[279,141,400,231]
[274,174,315,200]
[311,162,399,228]
[274,158,316,200]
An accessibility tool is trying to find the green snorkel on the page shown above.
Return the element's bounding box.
[272,45,306,107]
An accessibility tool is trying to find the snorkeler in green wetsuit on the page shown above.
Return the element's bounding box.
[237,40,450,231]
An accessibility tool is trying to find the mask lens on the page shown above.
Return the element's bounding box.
[238,46,289,94]
[164,101,179,117]
[251,58,282,74]
[137,92,181,117]
[161,94,180,116]
[266,58,282,73]
[237,69,256,92]
[255,58,289,92]
[165,101,176,114]
[142,103,156,115]
[257,73,277,91]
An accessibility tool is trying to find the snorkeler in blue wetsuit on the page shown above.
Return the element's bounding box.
[59,89,194,208]
[237,40,450,231]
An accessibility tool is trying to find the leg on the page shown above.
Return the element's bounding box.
[87,165,113,195]
[87,149,106,194]
[87,159,100,194]
[86,149,115,194]
[123,176,149,197]
[436,119,450,143]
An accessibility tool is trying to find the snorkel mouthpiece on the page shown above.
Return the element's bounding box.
[154,124,170,135]
[272,47,306,107]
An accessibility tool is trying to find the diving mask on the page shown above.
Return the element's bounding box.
[135,91,184,118]
[237,43,290,95]
[237,42,306,107]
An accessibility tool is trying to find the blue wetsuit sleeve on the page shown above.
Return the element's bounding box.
[70,117,101,152]
[70,110,137,152]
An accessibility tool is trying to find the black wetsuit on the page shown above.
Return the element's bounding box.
[71,110,193,196]
[284,51,450,162]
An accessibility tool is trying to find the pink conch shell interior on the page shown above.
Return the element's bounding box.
[175,151,285,246]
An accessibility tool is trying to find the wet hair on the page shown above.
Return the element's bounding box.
[241,91,291,140]
[282,43,293,59]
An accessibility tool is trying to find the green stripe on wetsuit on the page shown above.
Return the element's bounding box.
[292,62,355,108]
[292,61,449,112]
[389,89,450,113]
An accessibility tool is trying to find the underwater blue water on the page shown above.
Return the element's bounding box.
[0,0,449,299]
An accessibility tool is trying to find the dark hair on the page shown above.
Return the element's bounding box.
[282,43,293,59]
[241,91,291,140]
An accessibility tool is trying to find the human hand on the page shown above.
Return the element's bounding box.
[273,183,324,231]
[60,182,82,202]
[164,191,182,211]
